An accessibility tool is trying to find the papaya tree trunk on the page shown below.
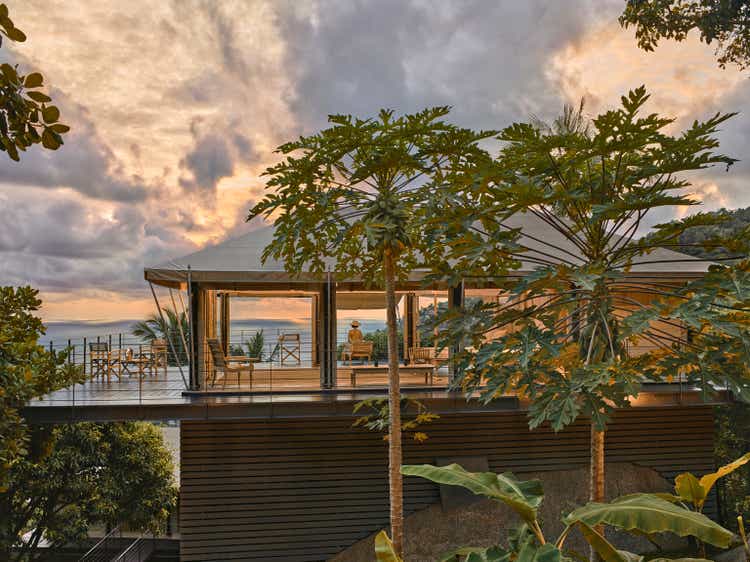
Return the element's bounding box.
[590,425,606,561]
[590,425,605,502]
[384,246,404,556]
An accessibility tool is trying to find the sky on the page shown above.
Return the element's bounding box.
[0,0,748,323]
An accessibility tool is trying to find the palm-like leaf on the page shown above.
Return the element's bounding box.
[563,494,733,548]
[374,531,402,562]
[402,463,543,524]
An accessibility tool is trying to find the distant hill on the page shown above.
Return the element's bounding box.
[644,206,750,261]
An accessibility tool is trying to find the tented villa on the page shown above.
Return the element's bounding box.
[142,212,705,394]
[25,213,724,562]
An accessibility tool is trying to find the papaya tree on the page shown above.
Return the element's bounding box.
[247,107,494,555]
[429,87,750,527]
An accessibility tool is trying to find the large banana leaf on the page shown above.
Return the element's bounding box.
[563,494,733,548]
[674,472,706,505]
[375,531,402,562]
[516,542,562,562]
[439,546,511,562]
[576,521,633,562]
[648,559,713,562]
[699,452,750,497]
[402,463,543,523]
[674,452,750,510]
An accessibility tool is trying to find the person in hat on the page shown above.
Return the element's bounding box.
[347,320,363,344]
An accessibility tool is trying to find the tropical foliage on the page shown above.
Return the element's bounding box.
[1,422,177,561]
[430,87,750,510]
[131,308,189,366]
[353,396,439,443]
[620,0,750,69]
[0,286,83,493]
[0,3,68,161]
[248,106,494,555]
[715,403,750,532]
[244,329,265,360]
[371,462,737,562]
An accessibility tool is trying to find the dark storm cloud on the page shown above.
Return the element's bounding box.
[277,0,613,132]
[0,51,149,202]
[0,187,195,291]
[179,134,235,194]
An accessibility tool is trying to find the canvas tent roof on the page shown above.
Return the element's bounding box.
[144,214,710,288]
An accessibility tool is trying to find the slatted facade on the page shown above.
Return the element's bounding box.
[180,406,715,562]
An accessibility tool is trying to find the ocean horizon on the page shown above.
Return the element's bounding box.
[40,317,388,348]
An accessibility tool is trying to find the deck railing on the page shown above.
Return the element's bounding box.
[32,327,452,409]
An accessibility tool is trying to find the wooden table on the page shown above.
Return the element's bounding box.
[350,365,435,387]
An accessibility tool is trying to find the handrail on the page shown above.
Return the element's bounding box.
[78,525,121,562]
[113,536,155,562]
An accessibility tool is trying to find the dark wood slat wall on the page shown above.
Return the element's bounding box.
[180,406,715,562]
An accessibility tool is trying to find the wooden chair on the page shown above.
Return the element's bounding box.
[207,338,257,388]
[408,346,435,365]
[278,333,301,365]
[151,338,168,375]
[341,341,374,365]
[88,342,121,381]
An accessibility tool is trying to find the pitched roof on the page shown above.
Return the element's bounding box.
[145,214,710,287]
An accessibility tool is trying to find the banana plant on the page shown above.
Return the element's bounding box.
[669,453,750,513]
[373,463,735,562]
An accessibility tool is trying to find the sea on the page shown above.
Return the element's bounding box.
[39,317,388,354]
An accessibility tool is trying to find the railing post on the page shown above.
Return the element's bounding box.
[83,337,87,375]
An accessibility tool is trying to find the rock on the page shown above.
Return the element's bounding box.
[329,462,688,562]
[715,546,747,562]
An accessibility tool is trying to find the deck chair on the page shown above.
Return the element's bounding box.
[207,338,256,388]
[278,333,301,365]
[341,341,373,365]
[151,338,168,375]
[408,346,449,366]
[89,341,120,381]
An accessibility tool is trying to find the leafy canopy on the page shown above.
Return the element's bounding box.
[620,0,750,69]
[1,422,177,561]
[132,307,189,366]
[431,87,750,431]
[0,286,83,491]
[248,107,495,283]
[0,3,68,161]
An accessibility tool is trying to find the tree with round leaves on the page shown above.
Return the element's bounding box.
[0,3,68,161]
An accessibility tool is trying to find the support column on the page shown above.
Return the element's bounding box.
[188,281,201,390]
[220,293,230,356]
[319,274,337,388]
[311,295,319,367]
[404,292,417,362]
[448,281,465,383]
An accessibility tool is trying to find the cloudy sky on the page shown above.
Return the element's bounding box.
[1,0,748,322]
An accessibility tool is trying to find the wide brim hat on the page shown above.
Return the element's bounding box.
[350,320,360,327]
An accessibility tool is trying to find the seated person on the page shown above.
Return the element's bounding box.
[342,320,371,363]
[347,320,363,344]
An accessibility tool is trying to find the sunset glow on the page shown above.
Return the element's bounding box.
[2,0,749,322]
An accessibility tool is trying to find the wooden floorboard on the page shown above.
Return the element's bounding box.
[30,363,449,407]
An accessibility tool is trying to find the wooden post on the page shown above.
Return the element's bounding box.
[403,293,417,363]
[319,274,337,388]
[220,293,230,356]
[311,295,319,367]
[448,281,465,382]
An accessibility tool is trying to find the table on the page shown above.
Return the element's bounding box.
[350,365,435,387]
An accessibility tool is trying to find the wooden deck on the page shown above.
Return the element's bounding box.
[30,363,450,408]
